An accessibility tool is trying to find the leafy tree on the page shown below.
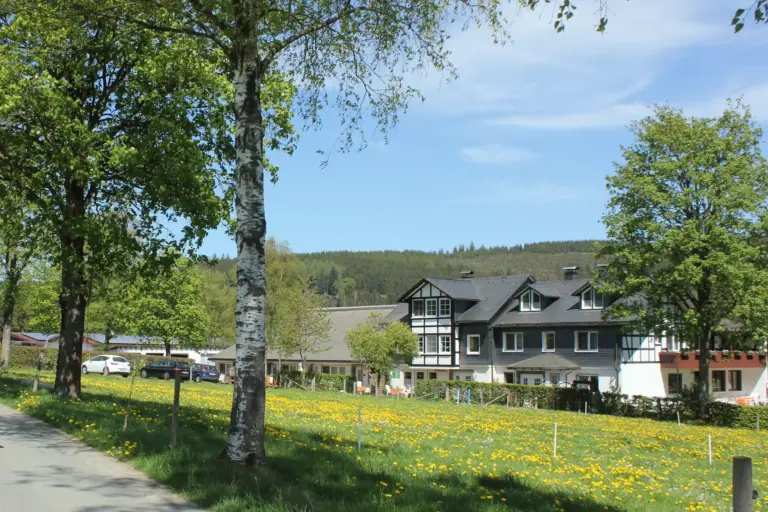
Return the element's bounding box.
[86,275,138,350]
[15,261,61,334]
[0,1,232,397]
[598,102,768,419]
[276,287,332,380]
[135,260,210,357]
[345,314,418,395]
[201,264,236,347]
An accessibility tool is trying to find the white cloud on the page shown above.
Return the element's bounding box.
[490,103,652,130]
[460,144,536,164]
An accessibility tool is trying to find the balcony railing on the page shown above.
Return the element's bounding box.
[659,350,766,369]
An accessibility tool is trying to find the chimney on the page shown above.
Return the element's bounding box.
[460,270,474,279]
[561,266,580,281]
[595,263,608,276]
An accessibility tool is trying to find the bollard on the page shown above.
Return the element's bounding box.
[733,456,753,512]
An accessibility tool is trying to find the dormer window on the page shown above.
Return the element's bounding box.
[412,299,425,317]
[581,288,604,310]
[520,290,541,312]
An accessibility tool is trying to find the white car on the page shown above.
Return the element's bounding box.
[81,355,131,377]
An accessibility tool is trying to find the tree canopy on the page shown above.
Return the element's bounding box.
[598,101,768,417]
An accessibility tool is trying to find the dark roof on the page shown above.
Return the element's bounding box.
[528,282,562,298]
[493,278,629,327]
[507,353,580,370]
[455,275,533,323]
[212,305,399,363]
[382,303,409,324]
[398,277,481,301]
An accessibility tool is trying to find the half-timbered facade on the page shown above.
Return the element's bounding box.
[389,268,767,400]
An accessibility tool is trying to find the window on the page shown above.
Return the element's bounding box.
[520,290,542,312]
[454,374,461,381]
[542,332,555,352]
[465,376,472,382]
[439,335,451,354]
[405,372,412,385]
[439,298,451,317]
[429,372,437,380]
[575,331,598,352]
[418,335,424,353]
[412,299,425,317]
[712,370,726,392]
[425,335,438,354]
[467,335,481,355]
[425,298,438,317]
[581,288,605,310]
[667,373,683,394]
[503,332,524,352]
[728,370,742,392]
[534,378,542,386]
[416,372,424,380]
[321,366,346,375]
[550,373,560,385]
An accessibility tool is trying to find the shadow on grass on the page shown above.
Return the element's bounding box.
[0,375,624,512]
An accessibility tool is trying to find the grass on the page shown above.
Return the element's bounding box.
[1,369,767,512]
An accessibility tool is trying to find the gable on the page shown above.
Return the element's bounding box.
[402,280,450,300]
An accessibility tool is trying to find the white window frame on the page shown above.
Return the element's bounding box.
[542,331,556,352]
[425,334,438,354]
[412,299,425,318]
[321,365,346,375]
[439,298,451,317]
[425,298,438,317]
[467,335,481,355]
[439,335,451,354]
[520,290,541,312]
[581,288,604,310]
[502,332,524,352]
[574,331,599,352]
[418,335,424,354]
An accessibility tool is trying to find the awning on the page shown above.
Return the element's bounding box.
[506,353,580,371]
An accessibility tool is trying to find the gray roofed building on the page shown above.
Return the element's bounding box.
[382,303,409,324]
[211,304,399,364]
[493,278,627,327]
[455,275,533,323]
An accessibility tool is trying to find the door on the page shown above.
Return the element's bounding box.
[89,356,107,373]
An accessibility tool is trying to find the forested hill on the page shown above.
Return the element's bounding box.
[211,240,604,307]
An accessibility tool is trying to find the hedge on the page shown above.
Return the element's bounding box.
[413,379,768,429]
[277,369,354,392]
[7,346,192,373]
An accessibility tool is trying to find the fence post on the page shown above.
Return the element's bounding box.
[506,391,511,408]
[357,407,362,452]
[756,413,760,432]
[466,388,471,405]
[445,387,450,403]
[553,422,557,459]
[708,433,712,466]
[311,377,316,392]
[456,388,460,405]
[480,390,484,406]
[733,456,753,512]
[676,411,681,427]
[170,369,181,446]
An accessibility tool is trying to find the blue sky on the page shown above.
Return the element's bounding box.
[198,0,768,257]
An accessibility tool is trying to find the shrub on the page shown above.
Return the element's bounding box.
[7,346,192,373]
[275,369,354,392]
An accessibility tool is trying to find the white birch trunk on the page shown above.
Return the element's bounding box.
[227,12,268,464]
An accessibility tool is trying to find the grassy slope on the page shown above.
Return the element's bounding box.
[1,370,766,512]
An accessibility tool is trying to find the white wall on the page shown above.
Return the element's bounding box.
[578,367,619,394]
[620,363,667,397]
[112,347,220,364]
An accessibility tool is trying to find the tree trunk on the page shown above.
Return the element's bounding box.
[697,332,712,420]
[227,13,267,466]
[1,254,18,371]
[54,180,87,399]
[165,342,171,357]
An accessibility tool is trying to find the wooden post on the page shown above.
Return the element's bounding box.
[480,390,484,406]
[32,348,44,393]
[756,413,760,432]
[445,387,450,402]
[553,422,557,459]
[466,388,471,405]
[311,377,316,392]
[506,391,511,408]
[170,369,181,446]
[676,411,681,427]
[357,407,362,452]
[708,433,712,466]
[123,373,137,432]
[455,388,460,405]
[733,456,753,512]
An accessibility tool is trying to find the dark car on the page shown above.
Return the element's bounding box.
[139,360,190,380]
[191,364,221,383]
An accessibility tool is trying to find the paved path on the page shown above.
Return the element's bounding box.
[0,404,203,512]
